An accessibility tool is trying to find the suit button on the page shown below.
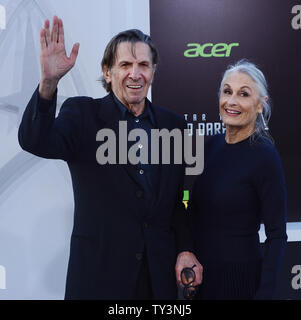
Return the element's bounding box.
[136,190,143,198]
[136,253,143,261]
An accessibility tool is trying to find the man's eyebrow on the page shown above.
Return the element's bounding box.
[117,60,151,65]
[118,60,131,65]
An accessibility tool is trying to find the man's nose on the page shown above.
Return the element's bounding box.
[129,65,141,80]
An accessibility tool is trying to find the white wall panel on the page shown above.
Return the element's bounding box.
[0,0,150,300]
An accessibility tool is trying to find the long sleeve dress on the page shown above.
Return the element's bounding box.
[189,134,287,299]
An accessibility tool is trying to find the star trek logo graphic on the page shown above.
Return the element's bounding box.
[0,265,6,289]
[0,5,6,30]
[292,5,301,30]
[184,113,226,136]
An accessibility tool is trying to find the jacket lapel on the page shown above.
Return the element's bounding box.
[150,104,173,206]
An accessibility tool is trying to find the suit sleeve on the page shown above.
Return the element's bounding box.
[254,146,287,299]
[18,86,83,161]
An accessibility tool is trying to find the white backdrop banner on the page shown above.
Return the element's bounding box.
[0,0,150,300]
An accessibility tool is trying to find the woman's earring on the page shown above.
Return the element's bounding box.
[260,112,269,131]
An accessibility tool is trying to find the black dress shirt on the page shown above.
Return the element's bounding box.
[112,93,160,214]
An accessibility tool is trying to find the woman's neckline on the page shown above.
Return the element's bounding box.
[223,133,251,146]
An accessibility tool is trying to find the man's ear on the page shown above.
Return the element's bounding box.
[152,64,157,73]
[102,65,111,84]
[150,64,157,84]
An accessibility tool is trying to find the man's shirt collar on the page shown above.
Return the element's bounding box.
[111,92,155,126]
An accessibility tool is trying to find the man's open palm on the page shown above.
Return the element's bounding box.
[40,16,79,82]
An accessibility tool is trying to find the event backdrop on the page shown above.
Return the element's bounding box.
[0,0,150,299]
[150,0,301,222]
[149,0,301,299]
[0,0,300,300]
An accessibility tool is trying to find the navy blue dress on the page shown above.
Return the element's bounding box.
[189,134,287,299]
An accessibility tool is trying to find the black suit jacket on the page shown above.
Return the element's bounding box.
[18,88,192,299]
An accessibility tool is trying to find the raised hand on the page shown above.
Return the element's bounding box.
[39,16,80,99]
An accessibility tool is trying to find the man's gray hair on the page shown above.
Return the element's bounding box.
[219,59,273,143]
[101,29,158,92]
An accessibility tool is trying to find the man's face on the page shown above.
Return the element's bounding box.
[103,41,156,110]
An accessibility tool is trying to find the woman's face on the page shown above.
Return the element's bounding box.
[219,72,263,131]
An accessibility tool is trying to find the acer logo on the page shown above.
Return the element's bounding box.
[184,42,239,58]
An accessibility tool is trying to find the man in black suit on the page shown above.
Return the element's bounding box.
[18,16,202,299]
